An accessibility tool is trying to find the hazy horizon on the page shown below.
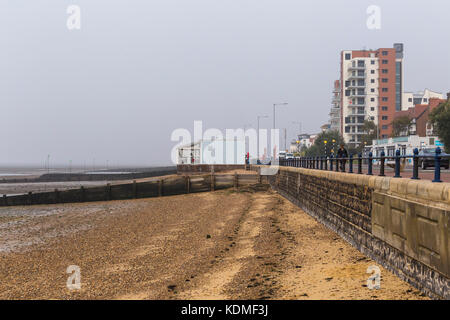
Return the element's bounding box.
[2,0,449,167]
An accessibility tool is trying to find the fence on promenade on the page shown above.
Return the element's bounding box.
[280,147,449,182]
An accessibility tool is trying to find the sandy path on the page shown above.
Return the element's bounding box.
[0,188,427,300]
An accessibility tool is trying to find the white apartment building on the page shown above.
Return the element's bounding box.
[340,44,404,149]
[329,80,341,132]
[402,89,444,110]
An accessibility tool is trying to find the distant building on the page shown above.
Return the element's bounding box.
[329,80,341,132]
[340,43,404,148]
[177,139,245,165]
[393,97,447,137]
[320,123,331,132]
[371,135,443,163]
[402,89,444,110]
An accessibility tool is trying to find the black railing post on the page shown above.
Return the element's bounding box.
[342,155,346,172]
[324,156,328,171]
[412,148,419,180]
[349,154,353,173]
[394,149,401,178]
[433,147,442,183]
[379,151,385,177]
[330,154,334,171]
[358,153,362,174]
[335,154,339,172]
[320,156,324,170]
[368,152,373,175]
[315,156,319,169]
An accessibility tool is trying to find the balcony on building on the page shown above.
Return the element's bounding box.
[348,60,366,71]
[347,73,365,80]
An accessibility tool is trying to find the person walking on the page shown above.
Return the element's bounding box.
[337,144,348,172]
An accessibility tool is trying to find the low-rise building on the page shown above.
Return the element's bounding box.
[393,97,447,137]
[402,89,444,110]
[369,135,444,164]
[177,138,245,165]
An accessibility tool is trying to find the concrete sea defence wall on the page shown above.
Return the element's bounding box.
[0,173,262,207]
[252,165,450,299]
[177,164,246,174]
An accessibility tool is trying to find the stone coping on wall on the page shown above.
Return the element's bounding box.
[251,165,450,209]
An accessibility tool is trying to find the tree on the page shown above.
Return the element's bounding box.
[429,99,450,152]
[304,130,345,156]
[391,116,412,137]
[356,120,379,153]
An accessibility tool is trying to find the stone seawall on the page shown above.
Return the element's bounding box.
[252,165,450,299]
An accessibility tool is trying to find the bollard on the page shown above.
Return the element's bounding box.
[330,154,334,171]
[394,150,401,178]
[358,153,362,174]
[368,152,373,175]
[412,148,419,180]
[433,147,442,183]
[349,154,353,173]
[379,151,385,177]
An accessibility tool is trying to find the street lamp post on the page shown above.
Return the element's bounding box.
[273,102,288,158]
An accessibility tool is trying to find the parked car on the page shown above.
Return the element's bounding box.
[286,153,294,160]
[418,148,450,170]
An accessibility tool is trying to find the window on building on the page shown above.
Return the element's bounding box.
[382,60,388,64]
[382,106,388,111]
[424,98,428,102]
[371,70,375,74]
[382,97,388,102]
[382,51,388,56]
[345,90,350,96]
[382,125,388,130]
[371,88,375,93]
[371,60,375,65]
[382,116,388,120]
[371,116,375,120]
[382,78,388,83]
[382,88,388,92]
[382,69,388,74]
[345,53,351,60]
[408,98,412,102]
[371,79,375,83]
[371,107,375,111]
[371,98,375,102]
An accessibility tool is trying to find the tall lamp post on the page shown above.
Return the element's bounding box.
[273,102,288,158]
[257,115,268,161]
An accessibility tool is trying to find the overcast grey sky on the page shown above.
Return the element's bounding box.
[1,0,449,166]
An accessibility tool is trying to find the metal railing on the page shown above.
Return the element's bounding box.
[279,147,449,183]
